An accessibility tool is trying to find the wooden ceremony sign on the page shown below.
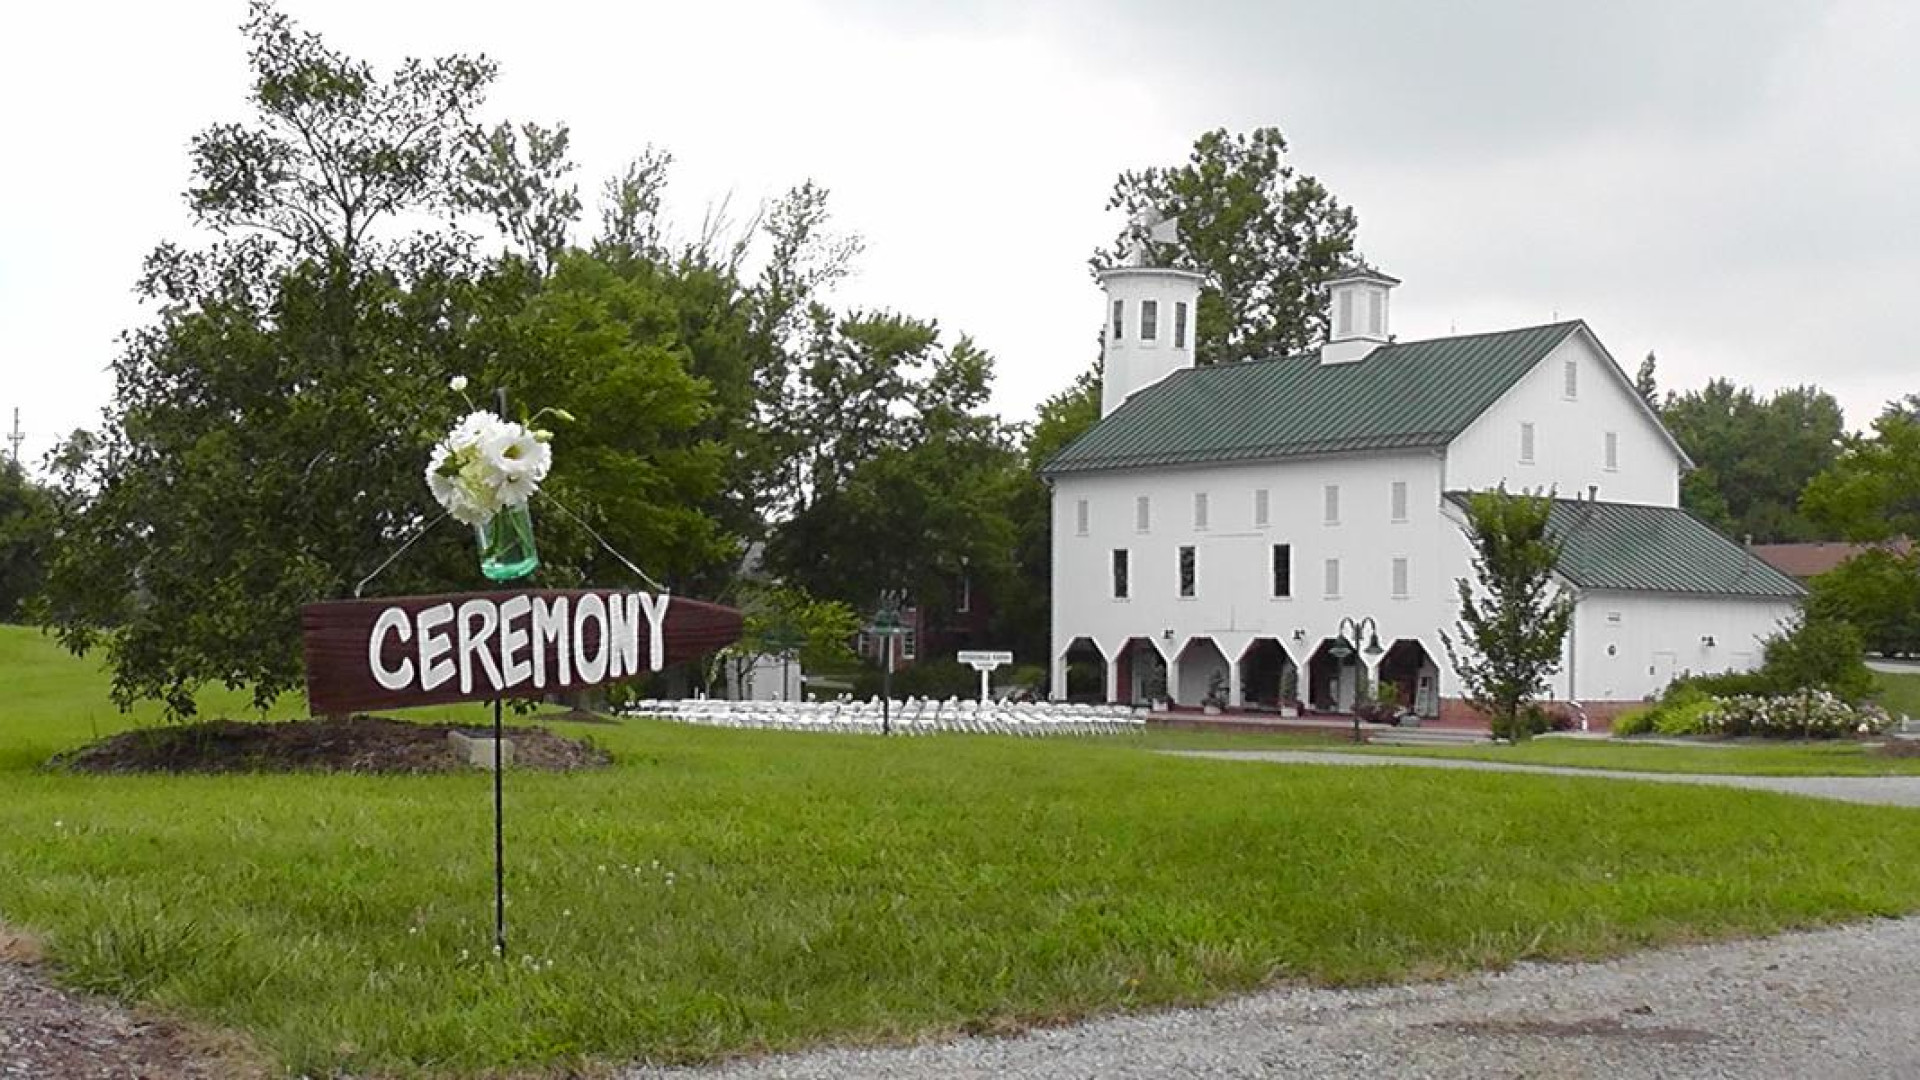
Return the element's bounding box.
[302,588,742,714]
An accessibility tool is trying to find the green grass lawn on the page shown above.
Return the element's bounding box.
[7,624,1920,1077]
[1874,668,1920,719]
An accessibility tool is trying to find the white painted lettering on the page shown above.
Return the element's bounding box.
[639,592,671,672]
[606,593,642,679]
[368,607,415,691]
[531,596,570,688]
[417,603,457,692]
[456,599,504,694]
[497,595,533,689]
[573,593,609,683]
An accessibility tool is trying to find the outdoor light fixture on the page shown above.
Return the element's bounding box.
[1162,627,1174,640]
[1701,635,1716,647]
[1335,615,1384,743]
[1292,627,1306,642]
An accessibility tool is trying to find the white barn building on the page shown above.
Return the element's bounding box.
[1044,260,1802,721]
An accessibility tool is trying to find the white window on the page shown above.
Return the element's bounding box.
[1391,557,1409,598]
[1390,480,1408,523]
[957,574,971,614]
[1324,483,1340,524]
[1135,495,1151,533]
[1111,299,1124,341]
[1178,546,1196,598]
[1323,557,1341,598]
[1075,498,1089,536]
[1141,299,1159,342]
[1563,359,1578,399]
[1253,488,1270,527]
[1520,422,1536,464]
[1604,431,1619,471]
[1337,289,1354,336]
[1368,289,1384,336]
[1174,301,1189,348]
[900,626,917,661]
[1193,491,1209,529]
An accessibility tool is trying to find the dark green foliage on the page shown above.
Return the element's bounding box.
[1094,127,1360,365]
[1660,380,1844,543]
[1442,486,1576,741]
[0,461,53,621]
[1757,617,1874,704]
[38,7,728,716]
[999,363,1102,661]
[1806,548,1920,657]
[852,658,980,700]
[1802,401,1920,542]
[764,312,1018,637]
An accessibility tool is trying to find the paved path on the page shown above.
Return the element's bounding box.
[627,917,1920,1079]
[1162,749,1920,807]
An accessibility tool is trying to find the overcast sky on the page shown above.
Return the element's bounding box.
[3,1,1915,468]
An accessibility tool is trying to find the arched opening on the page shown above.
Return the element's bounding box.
[1306,638,1362,713]
[1175,637,1229,706]
[1378,639,1441,718]
[1237,638,1298,709]
[1115,637,1169,705]
[1061,637,1107,703]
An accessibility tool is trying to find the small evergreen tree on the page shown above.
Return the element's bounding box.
[1442,487,1575,740]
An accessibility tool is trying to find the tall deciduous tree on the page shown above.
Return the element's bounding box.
[1094,127,1360,365]
[1805,549,1920,658]
[1802,402,1920,542]
[998,363,1102,661]
[0,461,53,622]
[1442,487,1575,740]
[1661,380,1843,542]
[39,5,723,715]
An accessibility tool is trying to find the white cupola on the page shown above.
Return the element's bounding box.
[1098,213,1205,417]
[1318,265,1400,365]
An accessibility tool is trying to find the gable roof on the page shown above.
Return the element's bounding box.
[1043,321,1582,476]
[1444,494,1805,599]
[1750,540,1912,581]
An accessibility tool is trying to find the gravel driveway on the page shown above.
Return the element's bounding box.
[627,917,1920,1079]
[1163,748,1920,807]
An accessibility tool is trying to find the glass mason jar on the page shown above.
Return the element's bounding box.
[476,502,539,581]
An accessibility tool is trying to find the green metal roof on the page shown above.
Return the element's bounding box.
[1446,494,1805,599]
[1043,321,1583,475]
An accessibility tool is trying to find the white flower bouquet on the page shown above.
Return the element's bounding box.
[426,376,571,581]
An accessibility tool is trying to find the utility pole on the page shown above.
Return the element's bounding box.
[5,408,21,465]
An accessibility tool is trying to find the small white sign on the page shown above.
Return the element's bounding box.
[957,650,1014,665]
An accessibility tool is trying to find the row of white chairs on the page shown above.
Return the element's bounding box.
[622,696,1145,737]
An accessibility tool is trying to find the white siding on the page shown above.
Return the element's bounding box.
[1565,591,1797,702]
[1447,331,1682,506]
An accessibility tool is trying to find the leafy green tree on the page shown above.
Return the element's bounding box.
[997,363,1102,661]
[715,582,861,694]
[1441,487,1576,740]
[1662,380,1843,542]
[39,6,722,715]
[0,461,53,622]
[1094,127,1360,365]
[1802,404,1920,542]
[1805,549,1920,658]
[764,313,1017,627]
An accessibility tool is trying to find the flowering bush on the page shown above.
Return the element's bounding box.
[1699,690,1891,739]
[424,377,566,525]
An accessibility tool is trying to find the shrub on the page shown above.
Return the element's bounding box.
[1760,618,1874,703]
[1700,690,1891,739]
[1611,707,1655,736]
[853,659,981,700]
[1652,698,1717,736]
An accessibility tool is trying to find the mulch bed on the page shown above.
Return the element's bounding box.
[52,716,612,775]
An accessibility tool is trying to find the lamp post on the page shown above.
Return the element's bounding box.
[1331,615,1384,743]
[870,589,907,735]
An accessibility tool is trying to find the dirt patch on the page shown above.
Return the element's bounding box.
[1,943,264,1079]
[51,716,612,775]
